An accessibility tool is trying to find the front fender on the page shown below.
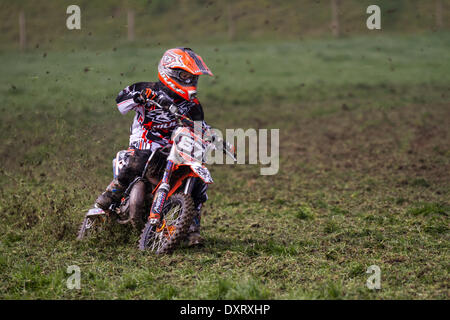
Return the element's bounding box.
[165,164,214,199]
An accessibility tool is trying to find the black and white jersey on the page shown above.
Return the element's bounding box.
[115,81,208,151]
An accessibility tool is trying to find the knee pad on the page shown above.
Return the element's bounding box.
[112,149,134,179]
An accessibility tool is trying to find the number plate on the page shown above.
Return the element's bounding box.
[190,164,213,184]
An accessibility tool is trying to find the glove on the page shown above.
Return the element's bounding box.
[133,88,173,109]
[154,90,174,109]
[132,91,146,105]
[133,88,156,105]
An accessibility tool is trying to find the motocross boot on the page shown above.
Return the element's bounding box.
[95,179,126,210]
[187,203,204,247]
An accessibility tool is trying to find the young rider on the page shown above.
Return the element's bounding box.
[95,47,213,246]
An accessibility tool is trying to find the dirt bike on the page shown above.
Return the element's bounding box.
[77,99,235,254]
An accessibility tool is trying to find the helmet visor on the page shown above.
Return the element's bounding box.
[168,68,199,86]
[179,70,196,83]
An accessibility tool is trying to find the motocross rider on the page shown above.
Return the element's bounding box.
[95,47,213,246]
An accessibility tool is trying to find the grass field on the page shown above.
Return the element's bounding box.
[0,32,449,299]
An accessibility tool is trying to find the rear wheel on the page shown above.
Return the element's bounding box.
[129,181,148,231]
[138,192,195,254]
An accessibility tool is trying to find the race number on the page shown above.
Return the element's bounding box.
[177,134,204,160]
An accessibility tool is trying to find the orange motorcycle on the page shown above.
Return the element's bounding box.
[77,100,235,254]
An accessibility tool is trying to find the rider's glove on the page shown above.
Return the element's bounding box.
[154,90,174,109]
[133,88,156,105]
[134,88,174,110]
[133,92,146,105]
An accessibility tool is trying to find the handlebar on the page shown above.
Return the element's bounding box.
[144,98,237,162]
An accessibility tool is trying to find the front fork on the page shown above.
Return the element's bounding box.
[148,160,174,225]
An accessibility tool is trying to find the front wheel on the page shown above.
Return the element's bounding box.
[138,193,195,254]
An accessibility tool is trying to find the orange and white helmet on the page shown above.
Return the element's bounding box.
[158,47,213,101]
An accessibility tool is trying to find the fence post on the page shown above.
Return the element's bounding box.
[19,11,26,51]
[227,0,235,41]
[435,0,443,29]
[331,0,340,37]
[127,9,135,41]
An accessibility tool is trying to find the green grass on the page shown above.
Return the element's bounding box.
[0,33,449,299]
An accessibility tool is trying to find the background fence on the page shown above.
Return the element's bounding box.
[1,0,448,51]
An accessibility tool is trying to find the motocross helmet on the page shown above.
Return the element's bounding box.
[158,47,213,101]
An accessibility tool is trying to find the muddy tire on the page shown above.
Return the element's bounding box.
[129,180,147,231]
[138,193,195,254]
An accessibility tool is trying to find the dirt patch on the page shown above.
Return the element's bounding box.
[281,102,450,188]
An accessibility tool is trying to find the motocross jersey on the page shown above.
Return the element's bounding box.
[115,81,208,151]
